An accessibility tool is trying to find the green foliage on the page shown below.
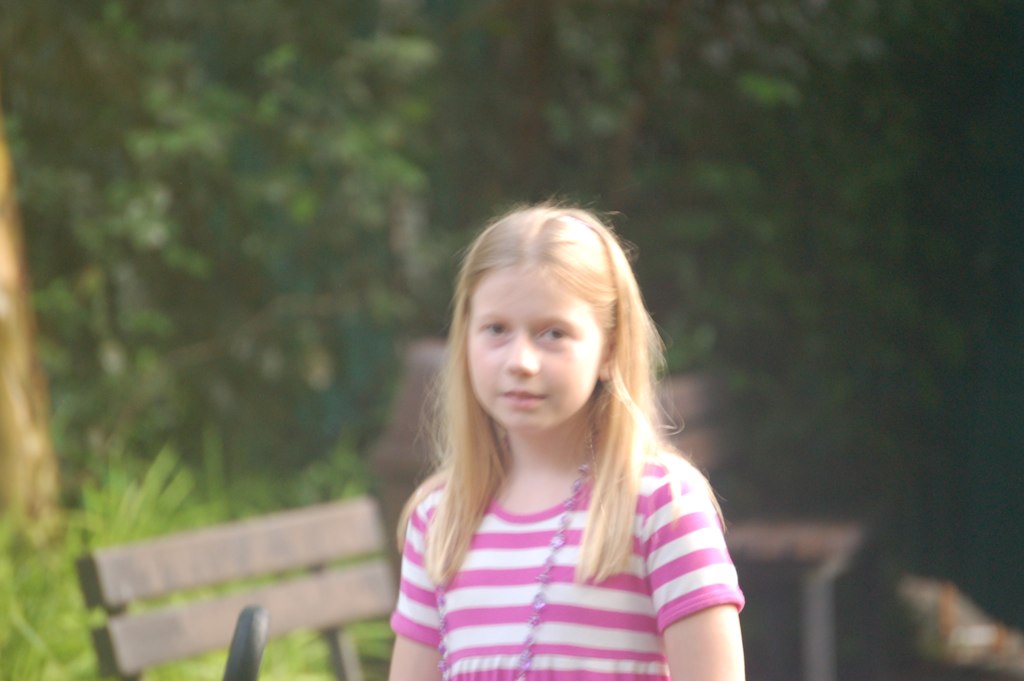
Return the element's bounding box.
[0,523,94,680]
[419,0,1012,525]
[11,0,1005,524]
[3,1,438,481]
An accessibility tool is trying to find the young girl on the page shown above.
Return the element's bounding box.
[388,204,745,680]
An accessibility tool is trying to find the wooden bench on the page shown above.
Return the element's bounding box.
[371,339,866,681]
[76,495,395,681]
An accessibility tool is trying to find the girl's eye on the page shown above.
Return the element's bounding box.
[541,328,566,341]
[484,323,506,336]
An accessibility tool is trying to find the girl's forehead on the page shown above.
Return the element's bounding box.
[474,263,568,290]
[470,266,591,314]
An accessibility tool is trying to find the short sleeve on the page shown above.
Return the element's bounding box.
[640,463,745,632]
[389,495,442,646]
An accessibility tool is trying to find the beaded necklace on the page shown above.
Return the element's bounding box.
[436,462,591,680]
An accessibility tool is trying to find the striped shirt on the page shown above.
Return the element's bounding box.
[391,460,744,680]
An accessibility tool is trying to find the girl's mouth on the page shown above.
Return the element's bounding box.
[503,390,543,407]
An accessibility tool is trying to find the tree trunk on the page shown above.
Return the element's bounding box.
[0,73,59,527]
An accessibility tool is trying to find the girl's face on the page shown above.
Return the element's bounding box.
[467,266,610,454]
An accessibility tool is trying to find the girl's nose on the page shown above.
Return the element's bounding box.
[506,334,540,375]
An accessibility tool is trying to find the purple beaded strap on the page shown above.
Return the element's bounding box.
[436,463,590,681]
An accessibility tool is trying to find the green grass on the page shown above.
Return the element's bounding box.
[0,445,394,681]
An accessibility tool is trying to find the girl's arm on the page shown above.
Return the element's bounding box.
[388,634,442,681]
[663,604,745,681]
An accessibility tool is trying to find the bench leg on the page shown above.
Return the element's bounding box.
[323,628,364,681]
[801,570,837,681]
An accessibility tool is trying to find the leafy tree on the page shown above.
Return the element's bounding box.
[419,0,1013,515]
[3,1,437,487]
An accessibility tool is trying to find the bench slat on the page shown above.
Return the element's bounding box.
[97,559,395,678]
[79,497,384,610]
[726,521,864,565]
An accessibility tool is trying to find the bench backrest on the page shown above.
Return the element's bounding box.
[76,495,394,679]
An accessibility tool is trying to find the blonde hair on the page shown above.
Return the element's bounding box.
[403,203,713,584]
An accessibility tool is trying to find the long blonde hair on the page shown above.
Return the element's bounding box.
[404,203,708,584]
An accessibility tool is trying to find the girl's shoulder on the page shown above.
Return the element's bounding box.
[635,450,720,521]
[414,487,444,516]
[401,471,447,527]
[639,450,710,495]
[413,477,445,516]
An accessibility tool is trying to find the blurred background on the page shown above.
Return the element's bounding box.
[1,1,1021,679]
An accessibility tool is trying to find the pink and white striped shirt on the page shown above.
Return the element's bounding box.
[391,460,744,680]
